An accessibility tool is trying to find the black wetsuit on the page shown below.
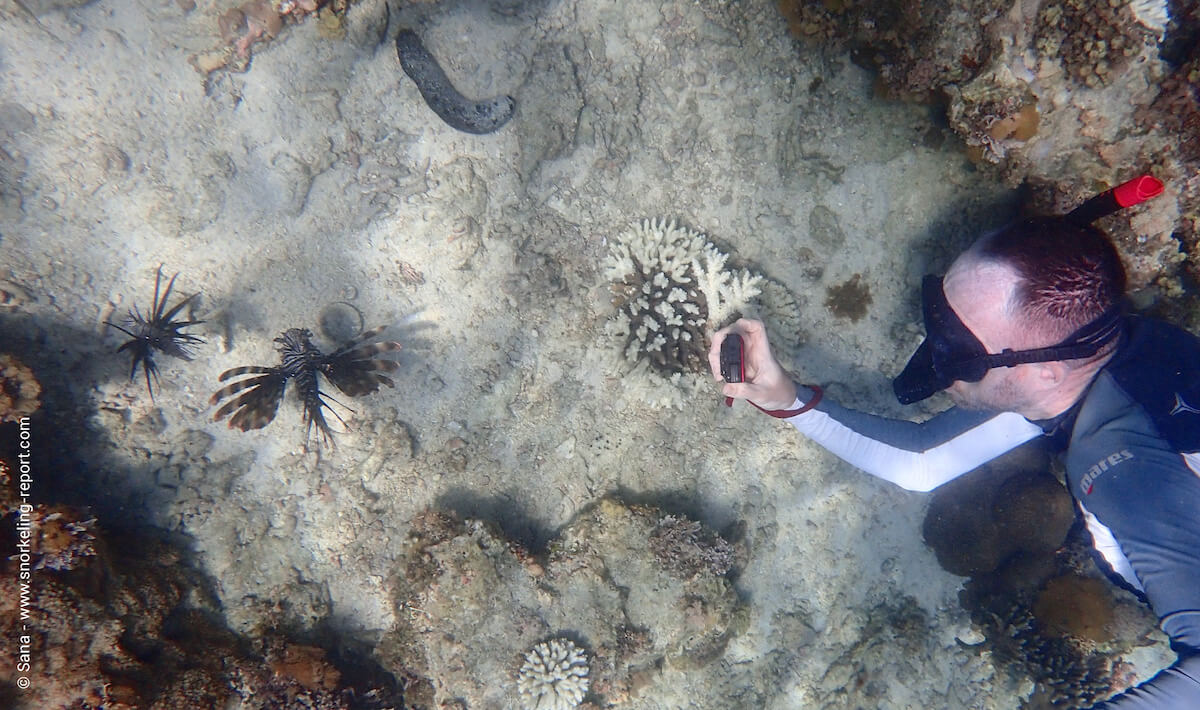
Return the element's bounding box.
[777,317,1200,707]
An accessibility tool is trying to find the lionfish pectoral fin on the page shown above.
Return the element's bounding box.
[216,365,278,383]
[337,341,403,361]
[210,373,279,405]
[213,376,287,431]
[327,325,391,358]
[325,341,403,396]
[228,397,284,432]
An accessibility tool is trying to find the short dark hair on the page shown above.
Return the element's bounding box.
[975,217,1126,346]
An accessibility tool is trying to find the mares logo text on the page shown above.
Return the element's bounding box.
[1081,449,1134,494]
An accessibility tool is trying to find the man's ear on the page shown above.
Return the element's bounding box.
[1035,360,1070,388]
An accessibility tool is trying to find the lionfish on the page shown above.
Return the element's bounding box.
[106,266,205,398]
[210,326,401,445]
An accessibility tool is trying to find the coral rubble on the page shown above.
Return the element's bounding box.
[192,0,350,75]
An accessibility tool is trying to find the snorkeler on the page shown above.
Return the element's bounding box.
[710,177,1200,708]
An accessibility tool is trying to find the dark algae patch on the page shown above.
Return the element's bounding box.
[824,273,873,321]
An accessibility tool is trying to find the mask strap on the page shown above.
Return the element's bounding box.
[973,304,1124,370]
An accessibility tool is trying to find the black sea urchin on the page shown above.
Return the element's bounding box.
[210,326,402,446]
[106,266,205,397]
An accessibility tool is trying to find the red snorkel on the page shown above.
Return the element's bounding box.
[1067,174,1164,225]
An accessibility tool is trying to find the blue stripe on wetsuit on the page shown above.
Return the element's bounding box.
[784,387,1042,491]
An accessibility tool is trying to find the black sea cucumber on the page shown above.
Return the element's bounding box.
[395,28,515,135]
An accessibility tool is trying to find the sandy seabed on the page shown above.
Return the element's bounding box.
[0,0,1173,707]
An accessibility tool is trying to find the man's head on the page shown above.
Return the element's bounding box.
[969,217,1126,347]
[895,217,1127,417]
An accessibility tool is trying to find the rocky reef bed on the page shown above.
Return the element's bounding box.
[0,0,1192,707]
[379,499,745,708]
[781,0,1200,300]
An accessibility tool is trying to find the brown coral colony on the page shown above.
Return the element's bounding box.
[0,354,41,424]
[219,0,322,58]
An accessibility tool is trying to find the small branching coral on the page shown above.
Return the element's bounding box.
[26,507,98,572]
[516,638,589,710]
[986,601,1115,706]
[649,514,735,579]
[605,219,713,378]
[211,326,401,446]
[106,266,205,398]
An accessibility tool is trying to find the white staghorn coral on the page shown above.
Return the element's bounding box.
[516,638,589,710]
[603,219,712,379]
[603,217,707,284]
[598,218,775,408]
[604,219,761,374]
[1130,0,1169,34]
[694,243,762,327]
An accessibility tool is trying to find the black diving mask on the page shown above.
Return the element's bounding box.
[892,274,1124,405]
[893,173,1163,405]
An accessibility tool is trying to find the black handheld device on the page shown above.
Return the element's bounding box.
[719,334,744,383]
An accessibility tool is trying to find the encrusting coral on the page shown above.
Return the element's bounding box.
[0,354,41,423]
[1034,0,1159,88]
[1034,574,1116,644]
[516,638,590,710]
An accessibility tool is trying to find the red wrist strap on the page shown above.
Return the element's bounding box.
[747,385,823,418]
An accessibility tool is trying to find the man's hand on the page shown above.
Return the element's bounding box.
[708,318,797,410]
